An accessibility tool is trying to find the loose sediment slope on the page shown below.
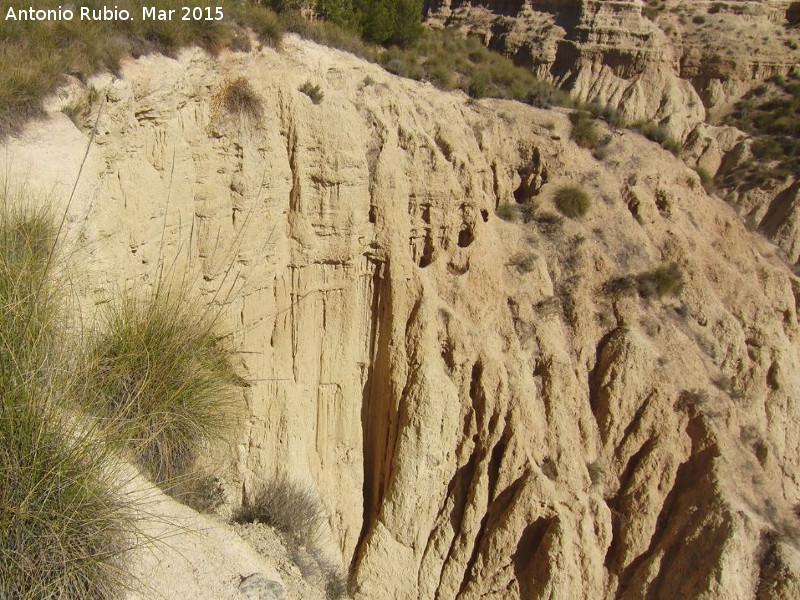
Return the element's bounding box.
[5,34,800,599]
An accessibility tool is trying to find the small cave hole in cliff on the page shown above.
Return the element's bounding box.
[457,224,475,248]
[421,204,431,224]
[480,208,489,222]
[419,234,435,268]
[788,2,800,26]
[513,180,530,204]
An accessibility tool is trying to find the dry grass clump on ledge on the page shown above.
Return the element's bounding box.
[80,285,245,484]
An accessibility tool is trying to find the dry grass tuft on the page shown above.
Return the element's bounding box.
[81,286,245,483]
[216,76,265,122]
[234,476,348,598]
[299,81,325,104]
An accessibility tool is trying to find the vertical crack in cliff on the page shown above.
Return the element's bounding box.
[278,89,301,216]
[513,513,558,600]
[604,436,659,573]
[614,416,721,599]
[588,327,621,441]
[430,453,478,600]
[353,259,394,564]
[454,469,530,600]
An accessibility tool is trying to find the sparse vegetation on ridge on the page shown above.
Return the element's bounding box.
[379,29,568,107]
[0,1,569,137]
[631,121,683,156]
[0,0,261,135]
[722,71,800,189]
[281,0,424,47]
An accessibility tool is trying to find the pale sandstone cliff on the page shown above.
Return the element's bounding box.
[4,35,800,599]
[426,0,800,312]
[424,0,799,131]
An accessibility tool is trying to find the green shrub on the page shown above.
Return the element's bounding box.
[282,11,376,58]
[496,203,518,221]
[554,185,591,218]
[0,199,61,379]
[694,166,715,194]
[468,72,489,99]
[508,252,537,274]
[636,263,684,298]
[229,2,285,47]
[299,81,325,104]
[632,121,682,155]
[355,0,423,47]
[642,6,660,21]
[167,472,226,513]
[661,137,683,156]
[587,102,626,127]
[570,110,599,148]
[0,385,135,600]
[593,145,610,161]
[524,82,566,108]
[259,0,308,12]
[281,0,423,47]
[723,75,800,189]
[235,476,325,540]
[82,287,245,483]
[378,29,567,108]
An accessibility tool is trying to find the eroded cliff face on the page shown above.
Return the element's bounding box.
[425,1,799,132]
[427,0,800,324]
[5,35,800,599]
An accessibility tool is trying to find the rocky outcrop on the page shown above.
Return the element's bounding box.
[6,35,800,599]
[425,1,800,136]
[427,0,800,292]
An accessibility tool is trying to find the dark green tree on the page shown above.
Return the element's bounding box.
[390,0,424,46]
[261,0,309,13]
[315,0,361,31]
[354,0,423,46]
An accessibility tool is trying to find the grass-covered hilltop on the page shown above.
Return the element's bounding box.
[0,0,574,137]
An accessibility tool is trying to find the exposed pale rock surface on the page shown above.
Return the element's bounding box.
[4,33,800,599]
[427,0,800,297]
[238,573,288,600]
[425,1,800,132]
